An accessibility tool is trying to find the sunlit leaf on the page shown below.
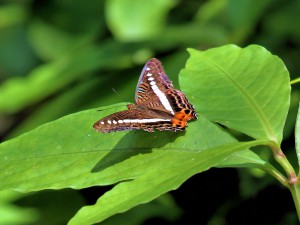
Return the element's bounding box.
[0,104,239,191]
[180,45,290,145]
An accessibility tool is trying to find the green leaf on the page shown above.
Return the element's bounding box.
[0,105,235,191]
[216,148,284,182]
[295,103,300,170]
[218,149,269,168]
[0,103,265,224]
[180,45,291,145]
[68,140,262,225]
[105,0,176,41]
[1,44,290,224]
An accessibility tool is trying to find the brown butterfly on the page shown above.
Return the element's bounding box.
[93,58,197,133]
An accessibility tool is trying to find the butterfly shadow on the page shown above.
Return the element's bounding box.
[91,131,185,173]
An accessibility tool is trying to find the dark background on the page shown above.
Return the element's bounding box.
[0,0,299,224]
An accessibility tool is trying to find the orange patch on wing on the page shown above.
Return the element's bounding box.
[171,109,194,128]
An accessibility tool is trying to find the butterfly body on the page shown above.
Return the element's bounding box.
[93,58,197,133]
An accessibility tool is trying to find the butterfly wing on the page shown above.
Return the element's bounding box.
[135,58,175,115]
[93,104,183,133]
[135,58,173,102]
[135,58,197,123]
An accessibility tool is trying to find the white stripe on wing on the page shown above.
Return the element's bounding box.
[146,72,174,114]
[122,118,170,123]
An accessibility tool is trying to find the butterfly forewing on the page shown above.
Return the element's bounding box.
[135,58,173,104]
[134,58,176,116]
[93,58,197,133]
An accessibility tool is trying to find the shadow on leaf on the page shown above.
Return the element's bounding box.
[91,130,185,172]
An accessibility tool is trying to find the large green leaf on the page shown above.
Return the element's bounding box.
[0,105,236,191]
[0,104,264,224]
[68,140,262,225]
[180,45,290,145]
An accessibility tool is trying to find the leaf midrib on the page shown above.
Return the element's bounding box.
[204,57,277,142]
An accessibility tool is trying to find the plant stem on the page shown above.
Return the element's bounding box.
[268,143,296,182]
[264,167,288,188]
[289,182,300,221]
[242,140,290,188]
[290,77,300,85]
[267,142,300,220]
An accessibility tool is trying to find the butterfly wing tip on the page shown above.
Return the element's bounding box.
[93,122,106,133]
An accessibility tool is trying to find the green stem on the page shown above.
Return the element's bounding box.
[248,140,291,187]
[290,77,300,85]
[289,181,300,221]
[238,140,299,218]
[262,166,288,188]
[268,143,296,182]
[267,142,300,220]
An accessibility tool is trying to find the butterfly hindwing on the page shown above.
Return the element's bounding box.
[93,58,197,133]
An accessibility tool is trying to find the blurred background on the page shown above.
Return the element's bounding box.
[0,0,299,224]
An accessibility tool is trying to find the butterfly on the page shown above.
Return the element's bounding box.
[93,58,197,133]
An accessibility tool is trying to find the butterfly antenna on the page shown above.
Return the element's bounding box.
[113,88,129,102]
[112,88,121,98]
[96,88,127,112]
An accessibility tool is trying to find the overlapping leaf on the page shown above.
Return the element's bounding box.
[180,45,290,144]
